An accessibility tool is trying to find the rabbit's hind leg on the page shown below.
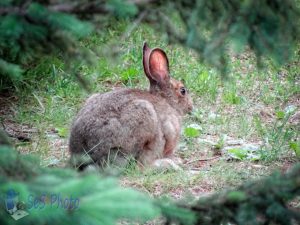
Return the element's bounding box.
[120,99,165,167]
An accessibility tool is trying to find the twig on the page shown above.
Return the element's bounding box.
[0,7,26,16]
[48,2,109,15]
[186,156,221,165]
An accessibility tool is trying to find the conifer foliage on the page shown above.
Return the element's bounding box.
[0,134,300,225]
[155,0,300,74]
[0,0,136,85]
[0,142,196,225]
[0,0,299,86]
[188,164,300,225]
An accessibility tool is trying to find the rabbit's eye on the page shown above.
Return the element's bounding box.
[180,87,186,95]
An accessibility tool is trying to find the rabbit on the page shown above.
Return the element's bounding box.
[69,42,193,169]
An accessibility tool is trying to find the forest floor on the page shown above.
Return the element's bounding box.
[1,22,299,200]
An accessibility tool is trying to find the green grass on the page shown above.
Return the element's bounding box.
[121,160,274,197]
[2,19,299,198]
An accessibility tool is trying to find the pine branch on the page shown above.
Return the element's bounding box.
[0,146,163,224]
[1,133,300,225]
[166,163,300,225]
[48,1,109,15]
[0,0,158,16]
[1,0,299,88]
[0,129,11,146]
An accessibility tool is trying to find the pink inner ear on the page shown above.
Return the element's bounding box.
[149,49,169,82]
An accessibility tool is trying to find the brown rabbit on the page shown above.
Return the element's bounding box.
[69,42,193,169]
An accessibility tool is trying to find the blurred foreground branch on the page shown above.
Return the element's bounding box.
[0,142,299,225]
[183,164,300,225]
[0,0,299,88]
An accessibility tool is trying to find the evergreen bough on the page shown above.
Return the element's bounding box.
[0,132,299,225]
[0,130,195,225]
[152,0,300,74]
[0,0,299,87]
[186,164,300,225]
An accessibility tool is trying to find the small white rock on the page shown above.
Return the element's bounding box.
[285,105,297,114]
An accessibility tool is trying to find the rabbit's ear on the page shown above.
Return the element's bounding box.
[143,42,154,83]
[148,48,170,85]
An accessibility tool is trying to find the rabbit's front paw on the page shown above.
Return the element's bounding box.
[152,158,182,171]
[169,156,183,165]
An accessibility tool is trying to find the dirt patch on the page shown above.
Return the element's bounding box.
[0,93,32,142]
[1,93,70,167]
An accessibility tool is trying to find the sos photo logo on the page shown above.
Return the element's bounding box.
[2,188,80,221]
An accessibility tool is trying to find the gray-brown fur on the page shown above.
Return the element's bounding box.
[69,43,193,168]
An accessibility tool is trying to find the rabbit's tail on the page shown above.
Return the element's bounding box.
[70,148,136,172]
[69,153,95,171]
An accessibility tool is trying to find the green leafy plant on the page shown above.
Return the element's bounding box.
[227,148,261,161]
[56,127,68,138]
[275,110,285,120]
[228,148,248,160]
[184,125,201,138]
[290,141,300,158]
